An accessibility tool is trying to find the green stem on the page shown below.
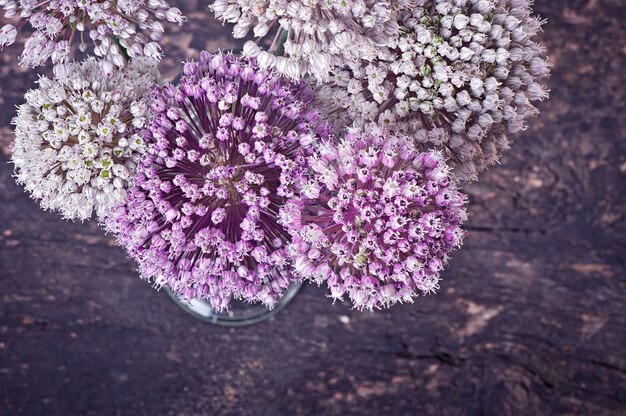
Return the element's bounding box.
[274,29,289,58]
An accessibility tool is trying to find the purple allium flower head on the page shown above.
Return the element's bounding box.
[279,124,468,310]
[106,52,329,311]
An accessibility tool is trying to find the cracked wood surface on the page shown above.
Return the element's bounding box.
[0,1,625,415]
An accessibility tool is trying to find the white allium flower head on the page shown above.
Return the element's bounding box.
[0,0,186,67]
[11,57,160,221]
[210,0,412,82]
[317,0,551,181]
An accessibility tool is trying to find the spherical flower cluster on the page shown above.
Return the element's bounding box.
[279,125,468,310]
[210,0,410,82]
[318,0,550,181]
[0,0,186,67]
[106,52,329,311]
[11,57,160,221]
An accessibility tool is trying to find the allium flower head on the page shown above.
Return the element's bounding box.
[11,57,160,221]
[0,0,186,67]
[106,52,329,311]
[319,0,550,181]
[210,0,411,82]
[280,125,468,310]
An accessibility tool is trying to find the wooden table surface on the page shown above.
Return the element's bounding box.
[0,1,624,415]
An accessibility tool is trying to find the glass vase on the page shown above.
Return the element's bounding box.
[165,281,302,326]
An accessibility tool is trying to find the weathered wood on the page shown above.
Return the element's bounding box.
[0,1,625,414]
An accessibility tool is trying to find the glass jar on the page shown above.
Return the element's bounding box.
[165,281,302,326]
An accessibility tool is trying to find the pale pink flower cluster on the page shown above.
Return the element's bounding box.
[0,0,186,67]
[317,0,550,181]
[11,57,160,220]
[210,0,410,82]
[279,126,467,310]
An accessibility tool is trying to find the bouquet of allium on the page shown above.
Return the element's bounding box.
[11,57,160,220]
[0,0,186,67]
[5,0,549,316]
[106,52,329,311]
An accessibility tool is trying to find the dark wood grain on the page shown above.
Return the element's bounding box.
[0,1,625,415]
